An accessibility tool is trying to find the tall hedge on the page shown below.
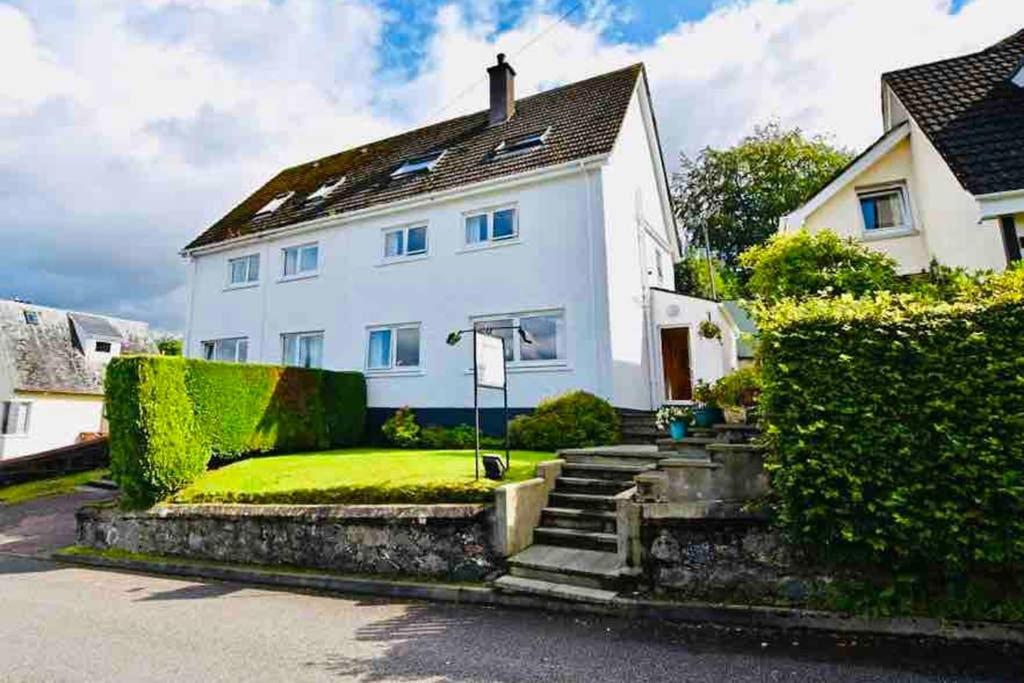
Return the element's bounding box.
[107,356,366,507]
[758,276,1024,573]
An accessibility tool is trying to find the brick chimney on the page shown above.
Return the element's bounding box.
[487,54,516,126]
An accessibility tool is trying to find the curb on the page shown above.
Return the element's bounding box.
[52,551,1024,647]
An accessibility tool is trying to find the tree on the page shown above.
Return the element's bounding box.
[156,336,183,356]
[673,122,853,269]
[674,250,740,300]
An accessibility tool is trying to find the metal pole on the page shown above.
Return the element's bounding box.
[503,337,510,471]
[472,327,480,481]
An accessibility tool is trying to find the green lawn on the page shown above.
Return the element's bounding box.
[173,449,555,505]
[0,469,108,506]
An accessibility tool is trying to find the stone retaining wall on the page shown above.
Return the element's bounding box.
[77,503,500,581]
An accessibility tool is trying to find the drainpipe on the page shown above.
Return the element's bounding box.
[579,160,608,401]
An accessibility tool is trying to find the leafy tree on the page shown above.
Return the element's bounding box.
[674,250,740,300]
[157,336,183,356]
[740,229,899,301]
[673,122,852,268]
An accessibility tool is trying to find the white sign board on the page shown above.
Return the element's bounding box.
[475,333,506,389]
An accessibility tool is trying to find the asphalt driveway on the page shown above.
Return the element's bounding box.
[0,487,113,556]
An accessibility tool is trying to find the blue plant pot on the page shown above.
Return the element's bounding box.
[693,407,724,429]
[669,420,688,440]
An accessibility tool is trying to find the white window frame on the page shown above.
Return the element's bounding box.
[461,204,520,251]
[470,309,567,370]
[494,127,550,158]
[391,150,446,178]
[280,242,320,281]
[281,331,324,369]
[226,253,260,289]
[856,182,916,239]
[365,323,423,375]
[381,224,429,263]
[306,176,345,202]
[255,191,294,216]
[1,400,31,437]
[201,337,249,363]
[23,310,39,325]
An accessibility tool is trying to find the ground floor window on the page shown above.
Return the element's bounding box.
[473,310,565,363]
[367,324,421,371]
[1,400,31,435]
[282,331,324,369]
[202,337,248,363]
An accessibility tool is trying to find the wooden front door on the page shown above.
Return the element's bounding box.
[660,327,692,402]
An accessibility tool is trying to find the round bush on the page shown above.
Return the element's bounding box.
[508,391,619,451]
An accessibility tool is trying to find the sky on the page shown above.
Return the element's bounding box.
[2,0,1022,333]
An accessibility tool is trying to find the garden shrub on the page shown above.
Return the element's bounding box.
[419,424,478,449]
[508,391,619,451]
[382,406,420,447]
[106,356,208,508]
[758,273,1024,574]
[713,366,762,407]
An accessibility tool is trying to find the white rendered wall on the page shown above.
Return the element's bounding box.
[186,170,609,410]
[0,391,104,460]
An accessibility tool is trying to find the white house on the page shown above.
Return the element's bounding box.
[782,28,1024,273]
[181,57,740,430]
[0,299,155,460]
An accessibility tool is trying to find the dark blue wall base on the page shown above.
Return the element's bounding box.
[365,407,534,443]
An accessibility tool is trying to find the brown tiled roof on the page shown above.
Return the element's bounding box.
[185,64,644,251]
[882,28,1024,196]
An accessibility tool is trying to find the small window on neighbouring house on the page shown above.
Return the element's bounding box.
[1,400,31,435]
[383,225,428,259]
[465,207,518,246]
[306,177,345,202]
[95,341,112,353]
[392,150,446,177]
[255,191,294,216]
[282,243,319,277]
[282,331,323,369]
[202,338,248,363]
[23,310,39,325]
[228,254,260,286]
[858,185,911,232]
[366,325,421,371]
[494,127,550,157]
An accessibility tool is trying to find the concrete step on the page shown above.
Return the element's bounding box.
[507,544,622,588]
[554,476,631,495]
[560,446,667,467]
[561,462,650,482]
[656,436,718,452]
[548,492,618,511]
[541,507,617,534]
[534,526,618,552]
[493,575,618,604]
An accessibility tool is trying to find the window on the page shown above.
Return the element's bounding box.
[858,185,911,233]
[282,332,323,369]
[282,243,319,278]
[474,311,565,363]
[256,191,294,216]
[655,251,664,283]
[23,310,39,325]
[1,401,30,435]
[202,338,248,363]
[464,207,518,246]
[228,254,260,286]
[494,127,550,157]
[306,177,345,202]
[95,341,112,353]
[392,150,446,177]
[366,325,421,371]
[383,225,428,259]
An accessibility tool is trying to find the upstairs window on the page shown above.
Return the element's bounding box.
[256,191,294,216]
[23,310,39,325]
[858,184,912,233]
[282,243,319,278]
[95,341,112,353]
[228,254,260,286]
[202,338,248,363]
[392,150,446,177]
[384,225,428,259]
[282,331,323,369]
[494,127,550,157]
[1,400,31,435]
[306,177,345,202]
[465,207,518,246]
[366,324,421,371]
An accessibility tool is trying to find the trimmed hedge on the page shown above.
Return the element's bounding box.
[509,390,619,451]
[758,273,1024,573]
[107,356,366,507]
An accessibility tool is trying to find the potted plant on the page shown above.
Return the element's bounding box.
[691,379,724,428]
[713,367,762,425]
[656,404,695,440]
[698,318,723,344]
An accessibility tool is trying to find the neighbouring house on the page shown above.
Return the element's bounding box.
[782,28,1024,273]
[0,299,155,460]
[180,56,741,429]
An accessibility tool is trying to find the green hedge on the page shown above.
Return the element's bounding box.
[107,356,366,507]
[758,274,1024,573]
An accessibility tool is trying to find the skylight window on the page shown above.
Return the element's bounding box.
[391,150,446,178]
[23,310,39,325]
[494,128,550,157]
[255,191,294,216]
[306,177,345,202]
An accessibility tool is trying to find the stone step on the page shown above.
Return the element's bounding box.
[656,436,718,452]
[561,462,651,482]
[534,526,618,552]
[554,476,631,495]
[548,492,618,511]
[541,507,617,534]
[493,575,618,604]
[507,544,622,588]
[560,446,667,467]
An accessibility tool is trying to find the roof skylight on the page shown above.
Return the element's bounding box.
[255,191,295,216]
[494,127,550,157]
[306,176,345,202]
[392,150,446,178]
